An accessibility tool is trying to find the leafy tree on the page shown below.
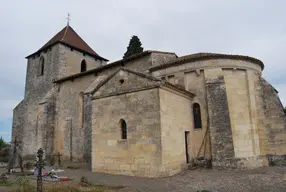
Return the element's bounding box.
[123,35,144,59]
[284,107,286,115]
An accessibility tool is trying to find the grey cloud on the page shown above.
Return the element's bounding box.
[0,0,285,118]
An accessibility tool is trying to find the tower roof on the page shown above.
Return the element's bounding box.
[26,25,108,61]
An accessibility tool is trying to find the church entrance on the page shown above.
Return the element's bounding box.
[185,131,190,163]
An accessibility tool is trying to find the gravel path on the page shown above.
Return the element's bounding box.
[58,166,286,192]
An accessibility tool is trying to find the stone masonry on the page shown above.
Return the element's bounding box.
[11,25,286,177]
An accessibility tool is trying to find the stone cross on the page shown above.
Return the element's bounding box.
[66,13,71,26]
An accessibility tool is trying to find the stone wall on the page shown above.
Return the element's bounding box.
[151,59,280,169]
[11,100,27,156]
[258,78,286,156]
[184,70,211,160]
[223,69,269,168]
[54,54,155,162]
[14,44,61,159]
[151,59,262,79]
[204,68,236,168]
[56,75,96,161]
[224,69,254,158]
[13,41,106,160]
[24,45,60,100]
[92,88,162,177]
[159,88,192,176]
[58,44,105,78]
[151,52,177,67]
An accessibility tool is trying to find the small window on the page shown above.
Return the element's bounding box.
[119,79,125,85]
[81,60,87,72]
[120,119,127,139]
[38,56,45,76]
[193,103,202,129]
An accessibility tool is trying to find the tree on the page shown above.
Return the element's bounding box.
[284,107,286,115]
[0,137,10,162]
[123,35,144,59]
[0,137,6,149]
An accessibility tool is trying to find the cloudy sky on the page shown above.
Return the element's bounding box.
[0,0,285,142]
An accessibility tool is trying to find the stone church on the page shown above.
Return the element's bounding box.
[12,24,286,177]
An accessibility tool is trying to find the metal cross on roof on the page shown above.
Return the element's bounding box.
[66,13,71,26]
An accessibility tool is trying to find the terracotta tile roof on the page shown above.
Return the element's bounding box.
[148,52,264,71]
[26,25,108,61]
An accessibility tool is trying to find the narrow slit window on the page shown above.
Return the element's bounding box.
[39,56,45,76]
[81,59,87,72]
[193,103,202,129]
[78,92,84,129]
[121,119,127,139]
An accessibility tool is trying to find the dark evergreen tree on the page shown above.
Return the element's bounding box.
[123,35,144,59]
[0,137,6,149]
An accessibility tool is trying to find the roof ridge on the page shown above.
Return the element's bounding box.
[61,26,69,41]
[89,67,159,95]
[121,68,161,81]
[26,25,108,61]
[90,68,121,95]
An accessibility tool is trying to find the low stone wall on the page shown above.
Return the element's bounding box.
[267,154,286,166]
[212,155,286,170]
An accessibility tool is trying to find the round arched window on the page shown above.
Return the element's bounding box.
[120,119,127,139]
[81,59,87,72]
[193,103,202,129]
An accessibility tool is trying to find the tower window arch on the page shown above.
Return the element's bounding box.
[38,56,45,76]
[193,103,202,129]
[81,59,87,72]
[120,119,127,139]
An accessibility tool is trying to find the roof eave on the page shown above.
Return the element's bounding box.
[25,41,109,61]
[161,82,195,98]
[149,53,265,72]
[53,51,153,83]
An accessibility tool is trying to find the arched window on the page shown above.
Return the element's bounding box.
[120,119,127,139]
[81,59,87,72]
[193,103,202,129]
[39,56,45,76]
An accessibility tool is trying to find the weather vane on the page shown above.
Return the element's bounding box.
[66,13,71,26]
